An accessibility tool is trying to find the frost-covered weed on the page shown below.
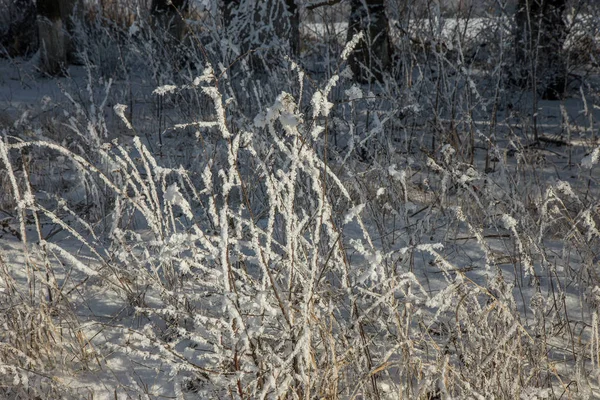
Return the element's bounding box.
[98,59,419,398]
[4,64,597,398]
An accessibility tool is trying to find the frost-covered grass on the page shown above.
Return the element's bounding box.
[2,2,600,399]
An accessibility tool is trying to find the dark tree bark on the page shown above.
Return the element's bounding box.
[151,0,189,42]
[285,0,300,56]
[59,0,82,64]
[222,0,241,27]
[221,0,300,57]
[346,0,393,82]
[1,0,37,58]
[37,0,66,75]
[514,0,567,100]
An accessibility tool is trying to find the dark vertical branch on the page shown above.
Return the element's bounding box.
[151,0,189,42]
[37,0,66,75]
[286,0,300,56]
[542,0,567,99]
[221,0,300,60]
[37,0,62,20]
[59,0,82,64]
[151,0,189,68]
[346,0,393,82]
[222,0,241,28]
[1,0,37,57]
[514,0,567,99]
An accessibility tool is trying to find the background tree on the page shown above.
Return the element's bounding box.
[514,0,568,99]
[222,0,300,58]
[347,0,392,82]
[151,0,189,42]
[0,0,37,58]
[37,0,66,75]
[59,0,82,64]
[309,0,392,81]
[286,0,300,56]
[221,0,241,27]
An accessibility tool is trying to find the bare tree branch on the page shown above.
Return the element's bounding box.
[306,0,342,11]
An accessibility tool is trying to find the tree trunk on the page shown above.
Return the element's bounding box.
[1,0,37,57]
[222,0,241,27]
[221,0,300,57]
[285,0,300,56]
[514,0,567,100]
[151,0,189,42]
[37,0,66,76]
[346,0,393,82]
[59,0,82,64]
